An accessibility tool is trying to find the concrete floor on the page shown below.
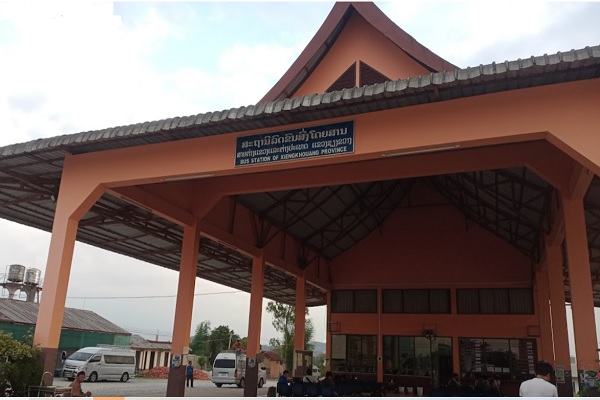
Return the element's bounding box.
[54,377,275,397]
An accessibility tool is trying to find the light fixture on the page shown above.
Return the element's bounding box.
[423,329,435,340]
[161,173,216,182]
[381,144,460,158]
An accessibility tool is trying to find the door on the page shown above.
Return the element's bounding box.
[88,355,102,379]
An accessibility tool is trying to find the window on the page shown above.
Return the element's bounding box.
[104,355,135,365]
[382,335,453,378]
[459,337,536,380]
[214,359,235,368]
[332,290,377,313]
[457,288,533,314]
[383,289,450,313]
[330,335,377,373]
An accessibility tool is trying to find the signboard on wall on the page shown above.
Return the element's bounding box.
[235,121,354,166]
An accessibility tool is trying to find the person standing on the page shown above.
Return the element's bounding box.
[519,361,558,397]
[186,360,194,388]
[69,371,92,397]
[233,339,243,354]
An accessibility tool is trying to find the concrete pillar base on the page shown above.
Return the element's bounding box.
[41,347,58,385]
[243,362,258,397]
[166,366,185,397]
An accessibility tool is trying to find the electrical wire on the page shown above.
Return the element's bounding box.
[67,289,242,300]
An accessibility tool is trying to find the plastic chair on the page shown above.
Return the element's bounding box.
[277,382,290,397]
[305,383,319,397]
[291,382,305,397]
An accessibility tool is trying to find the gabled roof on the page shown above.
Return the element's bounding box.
[261,350,282,362]
[260,2,457,103]
[0,298,129,335]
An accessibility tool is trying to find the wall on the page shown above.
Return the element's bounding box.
[327,180,541,383]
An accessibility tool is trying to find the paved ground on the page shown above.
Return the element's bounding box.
[54,377,276,397]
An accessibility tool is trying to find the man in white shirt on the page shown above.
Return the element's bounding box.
[519,361,558,397]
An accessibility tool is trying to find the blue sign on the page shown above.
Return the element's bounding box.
[235,121,354,166]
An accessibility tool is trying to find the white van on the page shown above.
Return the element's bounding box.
[62,347,136,382]
[212,351,267,388]
[311,365,321,379]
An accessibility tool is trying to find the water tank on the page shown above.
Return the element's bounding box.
[7,264,26,283]
[24,268,41,286]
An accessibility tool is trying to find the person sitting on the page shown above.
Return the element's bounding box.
[320,371,338,397]
[278,370,291,385]
[448,372,461,388]
[69,371,92,397]
[277,370,291,396]
[232,339,243,354]
[303,367,319,384]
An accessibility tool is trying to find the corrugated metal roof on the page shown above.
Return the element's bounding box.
[0,46,598,159]
[0,298,130,335]
[129,334,171,350]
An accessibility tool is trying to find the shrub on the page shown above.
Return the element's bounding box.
[0,331,44,396]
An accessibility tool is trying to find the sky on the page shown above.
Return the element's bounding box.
[0,0,600,349]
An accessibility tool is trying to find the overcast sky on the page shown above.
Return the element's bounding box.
[0,1,600,348]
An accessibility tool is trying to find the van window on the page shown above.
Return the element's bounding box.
[67,351,93,361]
[89,356,101,363]
[104,355,135,364]
[214,359,235,368]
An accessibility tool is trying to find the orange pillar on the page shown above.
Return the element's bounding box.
[450,288,460,376]
[377,287,383,383]
[562,196,599,373]
[35,215,79,377]
[294,275,306,377]
[166,222,200,397]
[243,253,265,397]
[535,262,554,363]
[325,291,331,372]
[33,170,104,380]
[546,240,573,396]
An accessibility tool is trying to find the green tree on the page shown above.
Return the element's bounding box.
[266,301,314,371]
[0,331,44,396]
[190,320,211,356]
[207,325,239,365]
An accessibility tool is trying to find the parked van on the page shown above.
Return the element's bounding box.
[212,351,267,388]
[311,365,321,379]
[62,347,136,382]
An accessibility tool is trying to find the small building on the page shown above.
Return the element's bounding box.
[0,298,130,371]
[261,350,283,379]
[129,334,172,372]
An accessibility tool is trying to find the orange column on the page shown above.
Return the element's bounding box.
[33,165,104,379]
[166,222,200,397]
[377,287,383,383]
[243,253,265,397]
[450,288,460,376]
[325,291,331,372]
[562,195,599,372]
[35,215,79,376]
[535,262,554,363]
[294,274,306,377]
[546,241,572,392]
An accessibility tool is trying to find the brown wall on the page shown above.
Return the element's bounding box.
[328,180,540,379]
